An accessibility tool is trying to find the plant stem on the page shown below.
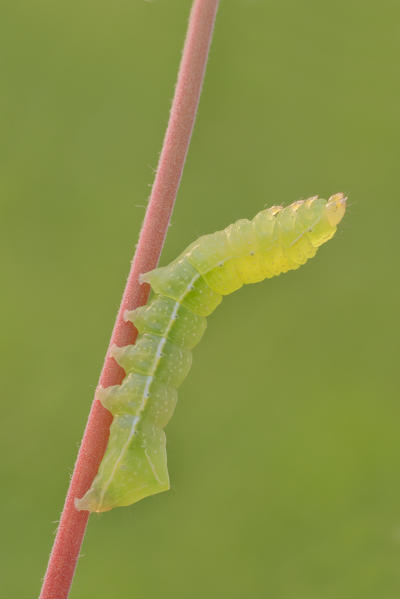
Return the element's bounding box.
[38,2,220,597]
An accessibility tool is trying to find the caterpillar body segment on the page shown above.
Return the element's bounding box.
[75,194,346,512]
[127,296,207,349]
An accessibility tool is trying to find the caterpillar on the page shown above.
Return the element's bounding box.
[75,193,346,512]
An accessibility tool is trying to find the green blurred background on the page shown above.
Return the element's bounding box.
[1,0,399,597]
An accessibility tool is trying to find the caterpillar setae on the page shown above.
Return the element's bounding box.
[75,193,346,512]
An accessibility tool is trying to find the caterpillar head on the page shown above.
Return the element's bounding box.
[325,193,347,227]
[303,193,346,248]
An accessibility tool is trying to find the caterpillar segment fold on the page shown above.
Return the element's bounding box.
[75,193,346,512]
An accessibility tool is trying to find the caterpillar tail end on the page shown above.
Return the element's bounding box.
[74,477,171,513]
[326,193,347,226]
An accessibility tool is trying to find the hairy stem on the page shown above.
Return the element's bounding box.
[39,2,220,597]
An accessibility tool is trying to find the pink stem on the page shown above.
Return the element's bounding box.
[39,2,220,597]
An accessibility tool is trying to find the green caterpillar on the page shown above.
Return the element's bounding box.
[75,193,346,512]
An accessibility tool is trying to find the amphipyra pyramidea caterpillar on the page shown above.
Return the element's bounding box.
[75,194,346,512]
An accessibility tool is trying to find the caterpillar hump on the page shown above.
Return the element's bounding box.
[75,193,346,512]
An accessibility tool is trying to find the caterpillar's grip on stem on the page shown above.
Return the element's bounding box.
[76,194,346,512]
